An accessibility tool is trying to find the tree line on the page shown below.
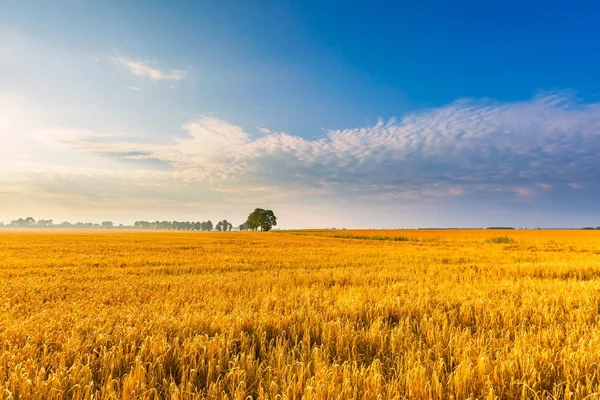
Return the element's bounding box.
[1,208,278,231]
[134,220,228,231]
[4,218,115,228]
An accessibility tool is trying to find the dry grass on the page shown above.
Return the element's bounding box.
[2,229,600,399]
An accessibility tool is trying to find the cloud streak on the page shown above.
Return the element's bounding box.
[111,55,186,81]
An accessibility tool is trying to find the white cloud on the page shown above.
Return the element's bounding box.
[128,86,142,91]
[111,55,186,81]
[40,93,600,203]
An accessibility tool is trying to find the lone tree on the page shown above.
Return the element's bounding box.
[246,208,277,231]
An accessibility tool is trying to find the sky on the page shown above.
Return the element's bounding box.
[1,0,600,228]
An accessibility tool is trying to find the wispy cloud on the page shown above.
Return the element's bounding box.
[41,92,600,202]
[111,55,186,81]
[128,86,142,91]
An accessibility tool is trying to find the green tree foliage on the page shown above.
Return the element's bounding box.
[245,218,258,231]
[245,208,277,231]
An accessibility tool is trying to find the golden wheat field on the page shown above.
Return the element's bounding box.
[2,229,600,399]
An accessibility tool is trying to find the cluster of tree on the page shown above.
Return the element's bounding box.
[133,220,214,231]
[133,220,236,231]
[4,217,116,228]
[240,208,278,231]
[1,209,279,231]
[133,210,277,232]
[215,220,232,231]
[9,217,37,226]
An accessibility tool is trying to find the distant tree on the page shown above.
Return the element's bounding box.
[157,221,167,230]
[246,208,277,231]
[134,221,154,229]
[58,221,72,227]
[101,221,114,228]
[216,220,232,232]
[239,223,248,231]
[37,219,53,227]
[10,217,36,227]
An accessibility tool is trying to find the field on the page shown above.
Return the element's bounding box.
[2,229,600,399]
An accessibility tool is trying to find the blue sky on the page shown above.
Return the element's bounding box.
[1,0,600,228]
